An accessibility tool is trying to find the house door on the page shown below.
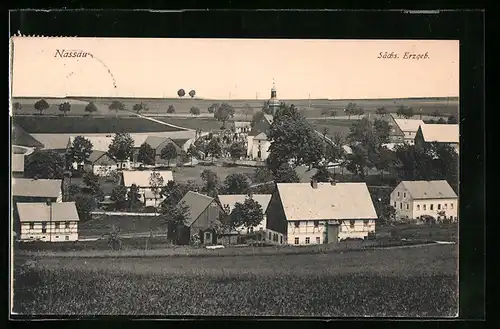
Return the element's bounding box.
[324,224,339,244]
[204,231,212,245]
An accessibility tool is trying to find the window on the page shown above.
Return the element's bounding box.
[313,220,319,228]
[65,222,70,229]
[268,232,272,240]
[350,220,356,229]
[444,204,447,209]
[65,236,69,241]
[417,205,420,211]
[450,204,454,209]
[294,221,300,228]
[41,222,47,233]
[394,202,396,207]
[29,222,34,230]
[397,192,400,196]
[316,237,321,244]
[406,204,409,210]
[363,220,370,227]
[274,234,278,242]
[400,203,403,209]
[403,192,406,198]
[423,204,427,210]
[294,237,299,245]
[55,236,59,239]
[55,222,60,229]
[305,237,310,244]
[430,204,434,210]
[438,204,441,210]
[280,236,283,244]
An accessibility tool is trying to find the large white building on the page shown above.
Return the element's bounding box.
[266,181,378,245]
[390,180,458,222]
[121,170,173,202]
[17,202,80,242]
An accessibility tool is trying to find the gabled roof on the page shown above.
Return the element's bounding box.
[86,150,117,165]
[276,182,378,221]
[12,124,45,148]
[178,191,217,227]
[12,178,62,199]
[254,132,268,141]
[17,202,79,222]
[233,121,251,128]
[144,136,168,149]
[171,138,190,149]
[218,194,272,213]
[122,170,173,188]
[12,154,25,173]
[400,180,457,200]
[69,136,115,152]
[264,115,274,125]
[394,118,425,133]
[419,124,459,144]
[31,134,71,150]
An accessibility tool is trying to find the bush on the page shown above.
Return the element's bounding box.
[142,206,157,213]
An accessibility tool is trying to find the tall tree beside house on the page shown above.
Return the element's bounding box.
[74,194,97,222]
[82,172,104,201]
[393,144,437,181]
[253,166,274,184]
[58,102,71,116]
[230,198,264,234]
[159,200,190,244]
[160,180,200,207]
[85,102,98,115]
[167,105,176,114]
[160,143,178,167]
[108,132,134,168]
[149,170,165,210]
[312,166,334,182]
[34,99,49,115]
[373,119,391,144]
[133,102,149,114]
[177,89,186,98]
[127,184,142,210]
[110,185,128,210]
[345,145,370,179]
[214,103,235,129]
[206,137,222,164]
[250,110,265,127]
[201,169,221,198]
[271,163,300,183]
[432,143,459,194]
[188,89,196,98]
[186,144,198,165]
[228,141,246,164]
[69,136,93,170]
[222,173,250,195]
[137,142,156,166]
[190,106,201,116]
[24,150,65,179]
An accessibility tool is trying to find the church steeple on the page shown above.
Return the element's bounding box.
[268,79,280,114]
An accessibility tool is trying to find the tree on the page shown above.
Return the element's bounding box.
[108,132,134,166]
[167,105,176,114]
[74,194,96,221]
[110,185,128,210]
[355,107,365,119]
[329,110,337,117]
[262,100,273,115]
[431,110,441,117]
[85,102,98,115]
[160,180,200,206]
[58,102,71,116]
[437,117,446,124]
[373,119,391,144]
[149,170,165,211]
[393,144,437,181]
[403,107,414,119]
[253,166,274,184]
[272,163,300,183]
[230,198,264,233]
[69,136,93,169]
[345,145,369,179]
[127,184,142,210]
[208,103,220,114]
[137,142,156,166]
[344,102,357,119]
[13,101,22,112]
[432,143,459,194]
[82,172,104,201]
[133,102,149,114]
[206,137,222,163]
[107,225,122,250]
[177,89,186,98]
[190,106,201,116]
[34,99,49,115]
[108,100,125,116]
[447,115,458,124]
[160,200,190,244]
[25,151,65,179]
[243,104,254,119]
[376,107,388,116]
[214,103,235,128]
[201,169,220,198]
[186,144,198,165]
[312,166,333,182]
[160,143,178,167]
[251,111,265,128]
[222,173,250,195]
[188,89,196,98]
[228,141,246,163]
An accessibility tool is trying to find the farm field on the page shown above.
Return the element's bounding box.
[79,215,167,238]
[12,97,459,118]
[13,244,458,316]
[12,116,185,134]
[172,165,256,185]
[158,117,226,131]
[306,118,354,137]
[377,223,458,242]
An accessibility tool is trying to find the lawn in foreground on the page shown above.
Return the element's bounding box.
[13,245,458,316]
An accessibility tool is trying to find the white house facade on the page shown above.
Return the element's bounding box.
[249,132,271,161]
[218,194,272,234]
[393,118,425,145]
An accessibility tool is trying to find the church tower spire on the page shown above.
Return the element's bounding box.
[268,79,280,114]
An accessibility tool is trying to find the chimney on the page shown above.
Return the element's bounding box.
[310,179,318,189]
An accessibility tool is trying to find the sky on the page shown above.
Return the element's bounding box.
[10,38,459,100]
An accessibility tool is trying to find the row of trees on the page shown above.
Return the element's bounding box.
[176,89,196,98]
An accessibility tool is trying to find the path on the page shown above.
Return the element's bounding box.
[126,109,195,132]
[90,211,160,217]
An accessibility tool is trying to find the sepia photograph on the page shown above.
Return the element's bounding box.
[10,37,459,317]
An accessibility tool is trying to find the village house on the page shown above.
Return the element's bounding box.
[16,201,80,242]
[266,181,378,245]
[176,191,224,245]
[393,117,426,145]
[377,115,405,143]
[121,170,173,198]
[229,121,252,134]
[246,114,273,160]
[12,178,63,203]
[12,123,45,150]
[249,132,271,161]
[218,194,272,234]
[11,154,25,178]
[390,180,458,223]
[143,189,166,208]
[83,150,118,176]
[140,135,187,165]
[414,124,459,154]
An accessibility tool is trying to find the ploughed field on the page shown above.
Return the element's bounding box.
[13,244,458,316]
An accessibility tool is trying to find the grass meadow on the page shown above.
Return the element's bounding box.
[13,244,458,316]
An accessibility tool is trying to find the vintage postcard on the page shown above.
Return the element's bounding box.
[10,37,459,317]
